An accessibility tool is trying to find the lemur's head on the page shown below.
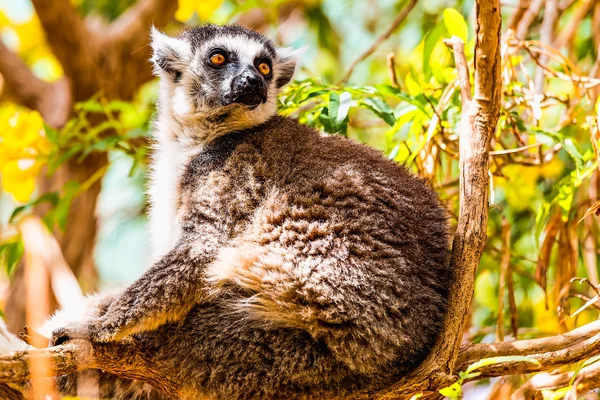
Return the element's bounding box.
[151,24,298,143]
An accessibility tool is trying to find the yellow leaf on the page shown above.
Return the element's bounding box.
[176,0,199,21]
[1,160,39,203]
[443,8,468,42]
[176,0,224,21]
[196,0,224,20]
[0,106,48,202]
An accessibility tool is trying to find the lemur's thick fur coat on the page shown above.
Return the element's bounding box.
[15,24,452,399]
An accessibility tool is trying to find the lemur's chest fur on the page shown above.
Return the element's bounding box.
[149,131,266,259]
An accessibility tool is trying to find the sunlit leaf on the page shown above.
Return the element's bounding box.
[443,8,468,41]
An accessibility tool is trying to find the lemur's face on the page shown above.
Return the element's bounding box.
[151,25,298,138]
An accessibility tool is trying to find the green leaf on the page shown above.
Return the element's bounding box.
[49,181,81,232]
[318,107,334,134]
[336,92,352,125]
[422,23,446,80]
[466,356,540,374]
[359,97,396,126]
[0,240,24,276]
[438,382,462,398]
[443,8,468,41]
[9,192,60,223]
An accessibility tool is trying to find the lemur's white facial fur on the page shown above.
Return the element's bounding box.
[151,24,299,145]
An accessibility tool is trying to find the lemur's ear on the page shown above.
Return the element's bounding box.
[150,27,191,81]
[275,47,304,88]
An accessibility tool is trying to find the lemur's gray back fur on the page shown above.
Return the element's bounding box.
[46,24,452,399]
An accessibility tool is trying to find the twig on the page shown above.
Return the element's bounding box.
[512,361,600,399]
[534,0,559,92]
[554,0,597,53]
[443,37,472,102]
[386,53,400,88]
[496,217,511,342]
[338,0,418,84]
[515,0,544,40]
[490,142,543,155]
[507,0,529,31]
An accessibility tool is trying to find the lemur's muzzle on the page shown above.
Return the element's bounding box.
[230,68,268,107]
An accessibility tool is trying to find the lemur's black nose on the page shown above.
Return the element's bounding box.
[231,68,268,107]
[245,73,263,87]
[237,71,265,90]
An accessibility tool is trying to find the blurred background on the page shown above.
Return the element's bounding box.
[0,0,599,398]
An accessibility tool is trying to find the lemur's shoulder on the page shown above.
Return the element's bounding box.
[256,115,414,178]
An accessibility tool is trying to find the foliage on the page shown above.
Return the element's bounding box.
[1,0,600,398]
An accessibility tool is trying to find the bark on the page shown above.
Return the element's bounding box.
[0,339,182,398]
[3,320,600,398]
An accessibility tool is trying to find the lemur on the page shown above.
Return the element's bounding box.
[16,24,453,399]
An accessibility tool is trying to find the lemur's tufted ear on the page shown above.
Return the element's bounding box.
[275,47,304,88]
[150,27,192,81]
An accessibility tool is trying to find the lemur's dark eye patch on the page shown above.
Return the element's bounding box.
[209,49,227,67]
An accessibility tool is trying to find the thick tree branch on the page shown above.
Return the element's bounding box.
[0,42,71,128]
[107,0,178,47]
[3,320,600,398]
[427,0,502,373]
[31,0,99,95]
[104,0,178,94]
[375,1,502,397]
[456,320,600,377]
[0,338,182,398]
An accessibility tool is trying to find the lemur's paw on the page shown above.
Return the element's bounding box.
[86,318,124,343]
[51,317,124,344]
[50,323,93,346]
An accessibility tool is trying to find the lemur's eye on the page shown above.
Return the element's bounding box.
[210,52,226,66]
[258,62,271,76]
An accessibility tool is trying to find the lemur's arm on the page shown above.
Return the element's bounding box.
[52,241,215,343]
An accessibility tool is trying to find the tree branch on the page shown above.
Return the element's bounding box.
[3,320,600,398]
[443,37,472,103]
[98,0,178,97]
[553,0,597,54]
[374,1,502,397]
[31,0,99,96]
[456,320,600,378]
[107,0,178,47]
[0,42,71,128]
[0,337,182,398]
[512,362,600,399]
[338,0,418,84]
[427,0,502,372]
